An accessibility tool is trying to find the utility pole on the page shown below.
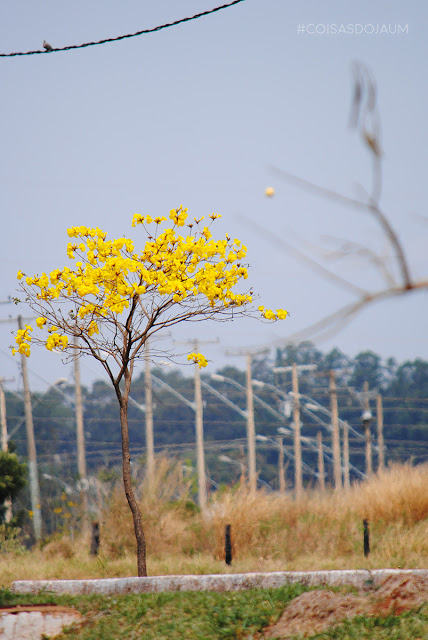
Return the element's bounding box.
[245,353,257,494]
[193,340,207,511]
[362,381,373,475]
[175,337,218,511]
[144,344,155,486]
[273,364,316,501]
[0,377,14,522]
[376,393,385,471]
[291,363,302,500]
[74,336,88,532]
[225,347,268,494]
[349,383,377,479]
[276,436,286,494]
[316,431,325,492]
[342,421,350,489]
[18,315,42,541]
[329,370,342,489]
[0,378,13,452]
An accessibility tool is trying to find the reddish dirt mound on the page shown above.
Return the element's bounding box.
[372,574,428,616]
[265,590,367,638]
[265,575,428,639]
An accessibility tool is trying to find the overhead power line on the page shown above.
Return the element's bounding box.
[0,0,246,58]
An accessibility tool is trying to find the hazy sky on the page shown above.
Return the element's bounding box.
[0,0,426,391]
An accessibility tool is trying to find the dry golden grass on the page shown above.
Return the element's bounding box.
[351,463,428,525]
[1,461,427,586]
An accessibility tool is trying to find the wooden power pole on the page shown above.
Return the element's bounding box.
[342,421,350,489]
[316,431,325,492]
[193,344,207,511]
[291,363,303,501]
[245,353,257,494]
[226,347,267,495]
[18,315,42,541]
[277,436,286,494]
[273,363,316,501]
[362,381,373,475]
[0,377,14,522]
[73,336,89,532]
[0,379,11,453]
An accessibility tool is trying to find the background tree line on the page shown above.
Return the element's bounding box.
[3,341,428,536]
[5,342,427,474]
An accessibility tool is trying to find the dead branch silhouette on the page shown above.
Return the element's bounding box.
[257,62,426,342]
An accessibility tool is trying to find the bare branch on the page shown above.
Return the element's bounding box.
[263,62,420,344]
[239,214,368,298]
[321,236,397,288]
[284,280,428,344]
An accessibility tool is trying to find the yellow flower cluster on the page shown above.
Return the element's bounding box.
[45,332,68,352]
[13,321,68,356]
[258,306,288,321]
[12,325,33,357]
[187,352,208,368]
[15,206,288,359]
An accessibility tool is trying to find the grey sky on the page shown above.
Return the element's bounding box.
[0,0,426,390]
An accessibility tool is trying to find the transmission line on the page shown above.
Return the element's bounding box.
[0,0,246,58]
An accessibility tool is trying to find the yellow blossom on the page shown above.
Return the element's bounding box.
[187,352,208,368]
[88,321,99,336]
[132,214,145,227]
[14,206,288,363]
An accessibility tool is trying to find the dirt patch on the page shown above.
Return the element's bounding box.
[372,574,428,616]
[265,574,428,639]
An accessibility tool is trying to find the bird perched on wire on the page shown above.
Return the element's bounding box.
[43,40,53,52]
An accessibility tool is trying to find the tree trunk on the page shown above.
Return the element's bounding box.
[119,396,147,576]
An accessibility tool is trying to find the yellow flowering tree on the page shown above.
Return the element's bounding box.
[15,206,287,576]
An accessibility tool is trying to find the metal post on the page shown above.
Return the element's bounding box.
[363,519,370,557]
[246,353,257,494]
[90,521,100,556]
[74,336,88,532]
[316,431,325,492]
[376,393,385,471]
[292,363,302,500]
[18,315,42,541]
[225,524,232,565]
[144,345,155,485]
[329,370,342,489]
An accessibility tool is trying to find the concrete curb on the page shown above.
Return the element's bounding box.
[11,569,428,596]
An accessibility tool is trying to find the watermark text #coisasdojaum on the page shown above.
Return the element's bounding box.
[296,23,408,36]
